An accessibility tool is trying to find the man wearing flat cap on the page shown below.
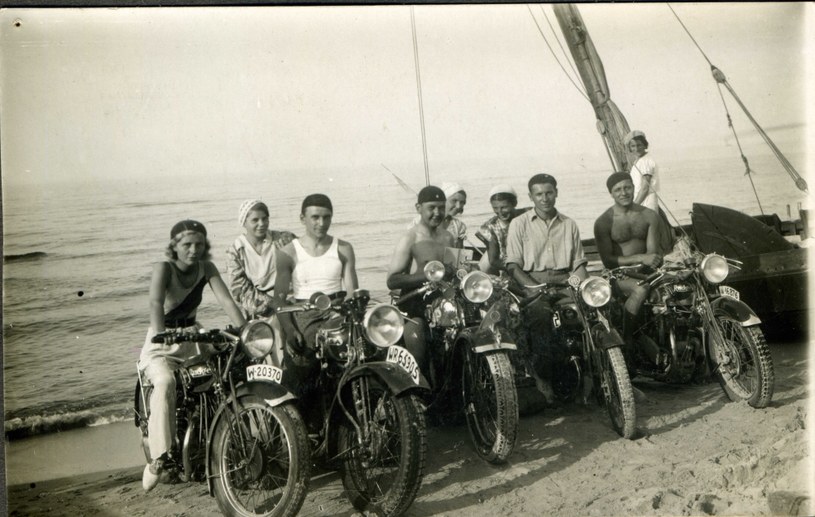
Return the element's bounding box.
[505,173,588,402]
[388,185,456,383]
[594,172,665,365]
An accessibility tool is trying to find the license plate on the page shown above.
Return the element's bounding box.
[386,345,421,385]
[188,364,212,378]
[719,286,740,300]
[246,364,283,384]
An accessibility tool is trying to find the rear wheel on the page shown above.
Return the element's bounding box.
[462,351,519,464]
[339,377,426,517]
[709,318,774,408]
[597,347,637,439]
[211,398,310,517]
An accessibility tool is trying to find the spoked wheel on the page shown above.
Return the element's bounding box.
[461,351,519,464]
[338,376,426,517]
[709,318,774,408]
[597,347,637,439]
[210,397,310,517]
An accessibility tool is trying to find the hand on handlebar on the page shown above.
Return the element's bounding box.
[286,329,307,355]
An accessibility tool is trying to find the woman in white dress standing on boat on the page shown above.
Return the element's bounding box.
[624,130,660,213]
[625,130,674,253]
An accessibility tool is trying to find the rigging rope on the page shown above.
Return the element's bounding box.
[667,3,807,194]
[410,6,431,187]
[526,4,589,102]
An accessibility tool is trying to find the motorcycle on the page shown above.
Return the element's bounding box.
[277,289,428,517]
[520,274,637,439]
[607,250,775,408]
[393,260,520,464]
[134,320,310,517]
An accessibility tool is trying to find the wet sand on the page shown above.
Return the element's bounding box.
[5,339,811,517]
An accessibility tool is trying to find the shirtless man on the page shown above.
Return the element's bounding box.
[594,172,664,361]
[273,194,358,381]
[387,185,456,378]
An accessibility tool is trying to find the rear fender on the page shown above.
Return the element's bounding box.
[710,296,761,326]
[205,382,297,495]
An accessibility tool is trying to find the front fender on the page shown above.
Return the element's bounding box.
[205,381,297,495]
[590,322,625,350]
[343,361,431,395]
[710,296,761,326]
[456,327,517,354]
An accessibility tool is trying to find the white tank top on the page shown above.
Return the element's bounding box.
[291,237,343,299]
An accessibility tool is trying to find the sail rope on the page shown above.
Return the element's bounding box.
[667,3,807,195]
[526,4,589,102]
[410,6,431,187]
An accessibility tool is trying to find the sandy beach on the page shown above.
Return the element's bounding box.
[5,338,811,517]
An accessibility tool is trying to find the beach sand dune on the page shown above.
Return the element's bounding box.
[6,340,811,517]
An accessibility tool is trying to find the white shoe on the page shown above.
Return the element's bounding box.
[142,458,164,491]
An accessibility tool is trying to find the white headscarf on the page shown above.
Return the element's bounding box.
[238,199,264,226]
[441,182,465,200]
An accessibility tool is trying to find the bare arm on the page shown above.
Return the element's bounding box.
[633,175,652,205]
[204,261,246,327]
[486,234,502,270]
[148,262,171,334]
[272,244,299,340]
[338,240,359,291]
[506,262,541,295]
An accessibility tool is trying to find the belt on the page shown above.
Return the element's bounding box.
[165,317,196,329]
[294,292,344,303]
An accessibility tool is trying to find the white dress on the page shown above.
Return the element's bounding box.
[630,154,660,213]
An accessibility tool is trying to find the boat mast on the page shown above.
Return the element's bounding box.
[553,4,631,173]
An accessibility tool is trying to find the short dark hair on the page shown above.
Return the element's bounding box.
[528,173,557,191]
[301,193,333,215]
[632,135,649,149]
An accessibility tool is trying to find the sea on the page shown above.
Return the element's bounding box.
[2,151,808,440]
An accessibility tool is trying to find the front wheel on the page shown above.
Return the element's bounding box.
[462,351,519,464]
[596,347,637,439]
[339,377,426,517]
[210,398,310,517]
[709,319,774,408]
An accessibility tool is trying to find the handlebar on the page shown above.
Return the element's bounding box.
[393,284,431,307]
[151,327,239,345]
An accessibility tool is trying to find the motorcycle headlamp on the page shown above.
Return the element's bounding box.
[423,260,445,282]
[240,320,276,359]
[363,304,405,348]
[461,271,493,303]
[700,254,729,284]
[579,277,612,307]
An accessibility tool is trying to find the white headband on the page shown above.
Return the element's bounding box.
[238,199,264,226]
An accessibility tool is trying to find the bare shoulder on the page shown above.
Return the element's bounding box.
[439,228,456,247]
[201,260,221,278]
[337,239,355,255]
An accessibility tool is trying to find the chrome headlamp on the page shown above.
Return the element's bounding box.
[700,254,729,284]
[240,320,275,359]
[423,260,445,282]
[579,277,612,307]
[461,271,493,303]
[363,304,405,348]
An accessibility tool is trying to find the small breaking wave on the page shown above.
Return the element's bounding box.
[4,406,133,440]
[4,251,47,263]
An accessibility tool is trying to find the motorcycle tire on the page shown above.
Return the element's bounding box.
[462,351,519,464]
[597,347,637,439]
[338,377,426,517]
[210,397,310,517]
[708,318,774,408]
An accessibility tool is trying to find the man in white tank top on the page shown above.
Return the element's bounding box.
[273,194,358,367]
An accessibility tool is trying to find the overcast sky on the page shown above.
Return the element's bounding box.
[0,3,809,190]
